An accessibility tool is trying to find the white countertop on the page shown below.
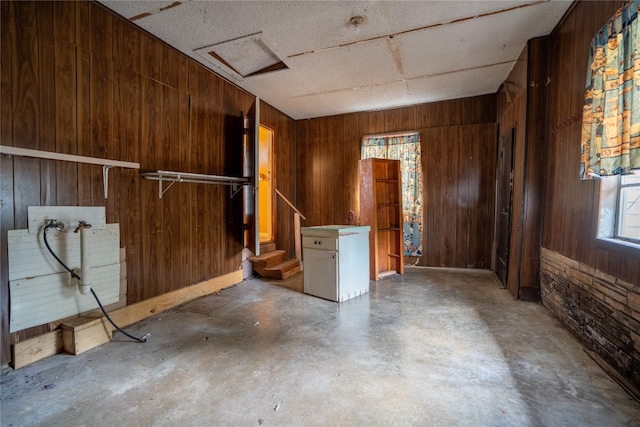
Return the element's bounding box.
[301,225,370,237]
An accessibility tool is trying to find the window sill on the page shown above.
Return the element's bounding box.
[596,237,640,257]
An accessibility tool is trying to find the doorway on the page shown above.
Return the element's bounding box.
[496,128,515,286]
[258,125,273,243]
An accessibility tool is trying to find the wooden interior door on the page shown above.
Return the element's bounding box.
[496,128,515,286]
[243,98,260,255]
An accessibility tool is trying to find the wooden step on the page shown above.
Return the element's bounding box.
[262,259,302,280]
[248,250,285,277]
[260,241,277,254]
[247,250,285,267]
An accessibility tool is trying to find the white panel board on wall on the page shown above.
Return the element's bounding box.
[27,206,106,234]
[8,223,121,332]
[8,225,120,281]
[9,264,120,332]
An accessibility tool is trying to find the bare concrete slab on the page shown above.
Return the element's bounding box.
[2,267,639,426]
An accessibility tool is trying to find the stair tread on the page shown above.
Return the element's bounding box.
[264,259,300,271]
[280,264,302,279]
[247,250,285,262]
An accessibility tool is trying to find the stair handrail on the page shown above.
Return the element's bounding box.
[274,188,305,263]
[274,188,306,220]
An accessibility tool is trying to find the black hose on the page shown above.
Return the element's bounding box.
[89,288,146,343]
[43,224,146,343]
[43,226,81,281]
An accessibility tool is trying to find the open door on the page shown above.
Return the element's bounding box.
[243,98,260,257]
[258,126,273,243]
[496,128,515,286]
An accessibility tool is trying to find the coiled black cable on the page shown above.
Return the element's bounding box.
[43,223,147,343]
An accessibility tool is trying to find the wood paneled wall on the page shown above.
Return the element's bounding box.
[296,96,497,269]
[540,0,640,386]
[544,0,639,284]
[0,1,278,365]
[497,45,528,296]
[422,124,497,268]
[496,37,550,301]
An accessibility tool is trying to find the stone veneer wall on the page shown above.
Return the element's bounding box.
[540,248,640,386]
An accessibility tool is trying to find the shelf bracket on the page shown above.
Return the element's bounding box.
[230,183,244,198]
[0,145,140,200]
[102,165,113,199]
[158,178,178,199]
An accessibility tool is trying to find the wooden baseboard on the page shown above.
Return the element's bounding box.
[11,270,243,369]
[12,330,63,369]
[108,269,242,327]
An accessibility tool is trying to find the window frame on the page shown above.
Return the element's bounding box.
[596,172,640,255]
[615,174,640,245]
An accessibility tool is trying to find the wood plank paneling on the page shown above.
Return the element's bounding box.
[0,1,14,362]
[140,74,163,299]
[544,0,638,284]
[53,1,78,206]
[0,155,15,363]
[296,96,497,269]
[37,2,56,206]
[428,127,445,266]
[495,37,552,300]
[498,43,527,297]
[442,126,458,265]
[12,1,39,150]
[538,0,639,389]
[0,0,255,366]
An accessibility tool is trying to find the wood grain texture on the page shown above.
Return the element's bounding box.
[544,0,638,285]
[498,44,527,297]
[359,158,405,279]
[12,1,39,150]
[0,1,254,365]
[296,96,497,269]
[496,38,551,300]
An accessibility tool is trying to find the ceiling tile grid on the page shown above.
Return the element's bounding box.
[99,0,573,120]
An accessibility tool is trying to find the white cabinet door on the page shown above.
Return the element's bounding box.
[303,248,338,301]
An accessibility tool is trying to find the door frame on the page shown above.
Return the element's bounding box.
[494,127,515,286]
[243,98,260,257]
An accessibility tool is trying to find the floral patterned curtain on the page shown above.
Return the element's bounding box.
[361,133,423,256]
[581,0,640,179]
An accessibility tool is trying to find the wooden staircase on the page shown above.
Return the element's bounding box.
[248,243,302,280]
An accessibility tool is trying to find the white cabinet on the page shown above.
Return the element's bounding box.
[301,225,370,302]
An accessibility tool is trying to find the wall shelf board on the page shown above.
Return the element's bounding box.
[0,145,140,199]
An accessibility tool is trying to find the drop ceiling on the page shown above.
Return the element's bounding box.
[98,0,573,120]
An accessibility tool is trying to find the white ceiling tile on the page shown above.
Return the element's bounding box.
[99,0,573,119]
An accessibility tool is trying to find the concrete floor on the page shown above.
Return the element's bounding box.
[1,267,639,426]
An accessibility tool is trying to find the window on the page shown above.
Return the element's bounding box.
[582,0,639,251]
[598,172,640,249]
[617,173,640,244]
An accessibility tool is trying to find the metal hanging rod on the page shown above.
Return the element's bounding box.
[140,170,249,199]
